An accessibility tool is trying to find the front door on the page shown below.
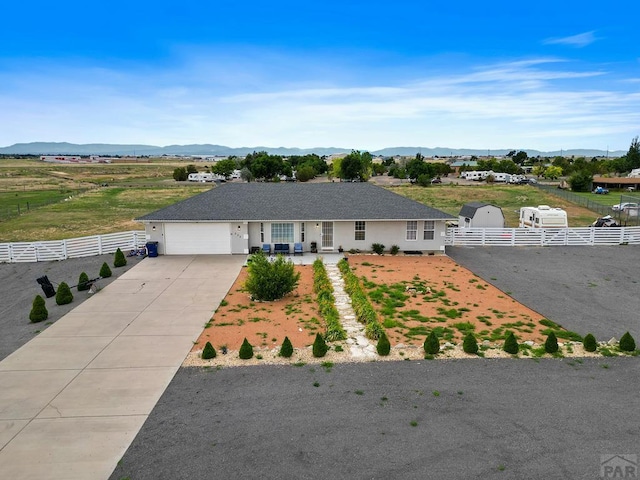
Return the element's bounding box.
[321,222,333,250]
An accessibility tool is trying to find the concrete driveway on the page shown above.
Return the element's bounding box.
[0,255,245,480]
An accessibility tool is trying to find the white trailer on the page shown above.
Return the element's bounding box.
[492,172,511,183]
[462,170,493,181]
[187,173,214,182]
[519,205,568,228]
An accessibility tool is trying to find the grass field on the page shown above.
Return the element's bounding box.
[0,159,210,241]
[388,184,601,226]
[0,159,629,241]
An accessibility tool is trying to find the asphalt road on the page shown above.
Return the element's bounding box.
[110,358,639,480]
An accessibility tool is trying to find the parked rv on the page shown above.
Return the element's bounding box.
[519,205,568,228]
[187,173,216,182]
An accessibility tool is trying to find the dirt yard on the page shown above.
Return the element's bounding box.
[190,255,559,365]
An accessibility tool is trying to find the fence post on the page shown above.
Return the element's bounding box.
[98,234,103,255]
[62,239,68,260]
[511,228,515,246]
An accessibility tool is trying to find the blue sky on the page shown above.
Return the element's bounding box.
[1,0,639,151]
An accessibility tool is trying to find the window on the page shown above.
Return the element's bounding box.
[406,221,417,241]
[423,220,435,240]
[271,223,294,243]
[355,221,366,241]
[260,223,264,243]
[300,223,305,242]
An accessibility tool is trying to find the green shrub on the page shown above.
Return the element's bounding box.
[371,243,385,255]
[390,245,400,255]
[29,295,48,323]
[620,332,636,352]
[245,252,300,301]
[417,174,431,187]
[312,333,328,358]
[114,248,127,268]
[544,331,558,353]
[77,272,90,291]
[280,336,294,358]
[55,282,73,306]
[100,262,112,278]
[313,259,346,341]
[503,332,519,355]
[424,331,440,355]
[583,333,597,352]
[376,332,391,356]
[462,333,478,354]
[338,259,384,340]
[202,341,216,359]
[239,338,254,359]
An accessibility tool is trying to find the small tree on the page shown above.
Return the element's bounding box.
[245,252,300,301]
[463,333,478,354]
[100,262,112,278]
[173,167,188,181]
[280,336,294,358]
[77,272,90,291]
[114,248,127,268]
[424,331,440,355]
[544,331,559,353]
[583,333,597,352]
[376,332,391,356]
[503,332,519,355]
[239,338,254,359]
[55,282,73,306]
[202,341,217,359]
[619,332,636,352]
[312,333,328,358]
[29,295,48,322]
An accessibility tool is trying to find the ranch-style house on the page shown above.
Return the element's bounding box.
[137,182,455,255]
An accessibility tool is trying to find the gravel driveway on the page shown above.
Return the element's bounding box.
[110,358,639,480]
[447,246,640,341]
[0,254,143,361]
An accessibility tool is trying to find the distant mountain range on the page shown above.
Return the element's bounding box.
[0,142,626,158]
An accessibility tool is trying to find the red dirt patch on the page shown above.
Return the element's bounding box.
[348,255,547,345]
[193,255,550,356]
[192,265,321,352]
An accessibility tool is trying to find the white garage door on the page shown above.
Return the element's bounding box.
[164,223,231,254]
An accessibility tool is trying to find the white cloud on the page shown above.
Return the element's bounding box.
[543,31,599,48]
[0,54,637,151]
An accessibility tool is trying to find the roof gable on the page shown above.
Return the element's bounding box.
[138,182,455,222]
[459,202,502,218]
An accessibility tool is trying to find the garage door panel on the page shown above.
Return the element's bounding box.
[164,223,231,254]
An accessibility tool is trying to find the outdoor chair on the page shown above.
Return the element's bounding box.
[262,244,271,255]
[293,243,303,255]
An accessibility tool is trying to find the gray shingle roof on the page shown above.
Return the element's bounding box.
[137,182,455,222]
[459,202,501,218]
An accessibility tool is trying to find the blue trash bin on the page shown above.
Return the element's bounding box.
[146,241,159,258]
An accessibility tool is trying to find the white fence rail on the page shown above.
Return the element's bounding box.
[445,227,640,247]
[0,231,147,263]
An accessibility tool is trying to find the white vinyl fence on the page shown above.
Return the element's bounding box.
[0,231,147,263]
[445,227,640,247]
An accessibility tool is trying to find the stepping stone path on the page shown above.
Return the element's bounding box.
[325,264,378,360]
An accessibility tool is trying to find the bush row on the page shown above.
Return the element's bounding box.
[337,259,384,340]
[312,259,347,341]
